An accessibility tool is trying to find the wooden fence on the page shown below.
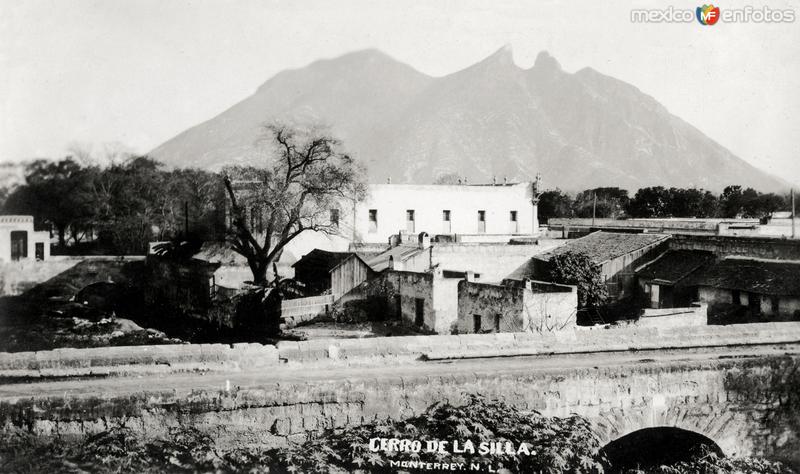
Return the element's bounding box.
[280,294,334,328]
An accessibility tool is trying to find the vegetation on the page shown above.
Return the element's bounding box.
[223,124,366,285]
[537,186,792,223]
[547,251,608,310]
[2,156,222,254]
[0,395,790,473]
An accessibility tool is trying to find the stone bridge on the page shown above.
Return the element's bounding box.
[1,323,799,468]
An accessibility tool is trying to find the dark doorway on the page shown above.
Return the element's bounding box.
[473,314,482,333]
[35,242,44,260]
[600,427,723,472]
[10,231,27,260]
[414,298,424,327]
[394,295,401,319]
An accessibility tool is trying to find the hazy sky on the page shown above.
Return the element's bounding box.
[2,0,799,183]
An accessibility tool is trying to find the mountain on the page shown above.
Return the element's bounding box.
[149,46,786,192]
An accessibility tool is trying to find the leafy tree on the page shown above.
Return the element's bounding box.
[3,158,96,247]
[719,185,745,218]
[573,187,629,219]
[224,124,366,285]
[537,189,573,223]
[547,251,608,309]
[433,172,462,185]
[91,157,167,254]
[656,187,719,218]
[627,186,669,218]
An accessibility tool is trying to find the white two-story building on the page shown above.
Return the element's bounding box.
[336,181,540,244]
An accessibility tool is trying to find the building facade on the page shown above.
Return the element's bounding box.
[457,278,578,334]
[0,215,50,262]
[339,182,540,244]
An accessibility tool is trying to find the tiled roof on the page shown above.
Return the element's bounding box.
[536,231,670,264]
[292,249,353,272]
[366,245,426,272]
[635,250,715,285]
[685,258,800,296]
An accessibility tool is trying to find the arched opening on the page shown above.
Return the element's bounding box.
[599,427,723,472]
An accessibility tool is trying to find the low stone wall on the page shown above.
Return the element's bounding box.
[636,304,707,329]
[2,323,800,378]
[0,343,279,378]
[276,322,800,363]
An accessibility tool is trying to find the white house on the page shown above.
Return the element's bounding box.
[0,215,51,262]
[337,181,540,244]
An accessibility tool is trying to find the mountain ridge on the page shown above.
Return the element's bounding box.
[149,47,787,192]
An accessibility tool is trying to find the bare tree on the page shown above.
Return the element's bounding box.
[223,124,366,285]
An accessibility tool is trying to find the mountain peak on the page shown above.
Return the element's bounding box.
[478,44,517,67]
[533,50,561,71]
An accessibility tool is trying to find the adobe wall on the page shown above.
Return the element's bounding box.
[524,284,578,332]
[384,271,435,331]
[669,234,800,260]
[457,281,524,333]
[430,243,551,282]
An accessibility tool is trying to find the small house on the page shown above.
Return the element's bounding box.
[684,257,800,321]
[635,249,715,308]
[457,278,578,333]
[529,231,670,300]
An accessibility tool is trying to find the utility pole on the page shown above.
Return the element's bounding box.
[184,201,189,239]
[792,188,797,239]
[592,192,597,227]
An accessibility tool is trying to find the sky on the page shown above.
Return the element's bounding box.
[1,0,799,183]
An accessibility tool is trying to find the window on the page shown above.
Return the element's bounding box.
[473,314,482,333]
[330,208,340,227]
[442,210,451,233]
[443,210,451,221]
[494,314,501,332]
[509,210,517,222]
[477,210,486,233]
[509,210,518,233]
[731,290,741,305]
[406,210,416,233]
[368,209,378,233]
[415,298,424,327]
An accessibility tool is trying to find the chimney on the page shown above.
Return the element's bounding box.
[492,176,497,185]
[387,177,392,184]
[524,279,534,291]
[464,177,468,185]
[388,256,395,271]
[388,234,400,248]
[465,270,476,282]
[418,232,431,250]
[503,176,508,185]
[458,178,462,185]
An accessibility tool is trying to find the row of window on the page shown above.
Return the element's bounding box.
[366,209,519,233]
[238,206,520,234]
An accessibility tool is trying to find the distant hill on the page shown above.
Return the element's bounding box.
[150,46,787,192]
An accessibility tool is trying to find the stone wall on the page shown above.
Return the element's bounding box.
[456,280,578,333]
[636,304,707,329]
[384,271,435,331]
[669,234,800,260]
[429,242,557,282]
[1,344,798,468]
